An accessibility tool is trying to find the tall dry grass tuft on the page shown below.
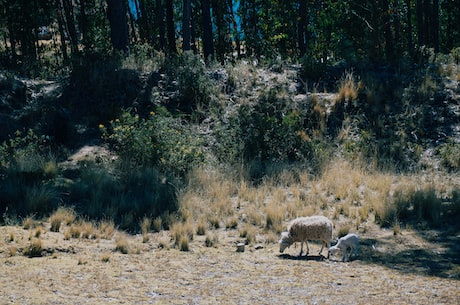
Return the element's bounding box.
[23,215,37,230]
[49,207,77,232]
[25,238,43,257]
[170,221,194,251]
[140,217,151,243]
[336,71,361,103]
[99,219,116,239]
[115,233,130,254]
[80,221,97,239]
[264,202,284,233]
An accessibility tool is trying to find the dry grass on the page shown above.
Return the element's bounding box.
[24,237,43,257]
[140,217,151,243]
[336,71,361,103]
[1,162,459,303]
[49,207,77,232]
[22,215,38,230]
[170,221,194,250]
[114,233,130,254]
[98,219,116,239]
[1,220,459,304]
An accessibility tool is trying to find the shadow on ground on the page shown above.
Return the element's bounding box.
[357,232,460,279]
[278,253,326,261]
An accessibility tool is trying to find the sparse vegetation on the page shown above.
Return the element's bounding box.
[24,237,43,257]
[114,234,130,254]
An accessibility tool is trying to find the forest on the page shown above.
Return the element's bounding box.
[1,0,460,232]
[1,0,460,68]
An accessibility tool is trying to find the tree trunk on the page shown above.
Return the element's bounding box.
[382,0,394,61]
[166,0,176,53]
[78,0,89,49]
[228,0,240,58]
[406,0,412,53]
[18,0,37,60]
[202,0,214,60]
[298,0,307,56]
[127,3,138,42]
[416,0,424,45]
[55,0,69,62]
[107,0,130,55]
[62,0,79,54]
[432,0,439,52]
[5,1,17,60]
[156,0,166,50]
[137,0,150,43]
[182,0,192,51]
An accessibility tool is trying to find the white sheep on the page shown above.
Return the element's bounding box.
[329,233,359,262]
[279,216,333,258]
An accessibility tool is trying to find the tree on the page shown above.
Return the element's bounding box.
[156,0,166,50]
[298,0,307,56]
[107,0,129,54]
[202,0,214,59]
[62,0,79,54]
[166,0,176,53]
[183,0,192,51]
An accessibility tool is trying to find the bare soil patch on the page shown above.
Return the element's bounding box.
[1,223,459,305]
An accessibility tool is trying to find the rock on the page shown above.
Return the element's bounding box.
[236,243,245,252]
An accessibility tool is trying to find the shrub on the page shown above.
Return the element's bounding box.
[49,207,77,232]
[0,129,62,217]
[115,234,130,254]
[217,87,330,171]
[170,221,194,250]
[101,110,206,177]
[163,52,217,118]
[25,238,44,257]
[376,184,444,228]
[140,217,151,243]
[412,188,442,225]
[99,219,116,239]
[205,233,218,247]
[437,139,460,171]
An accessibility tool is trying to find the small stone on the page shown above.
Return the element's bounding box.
[236,243,245,252]
[254,244,264,250]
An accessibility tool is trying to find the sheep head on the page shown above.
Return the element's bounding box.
[279,232,293,253]
[329,245,340,255]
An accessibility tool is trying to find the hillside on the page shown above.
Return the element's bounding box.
[1,54,460,304]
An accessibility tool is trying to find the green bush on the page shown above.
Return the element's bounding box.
[217,87,328,165]
[437,139,460,171]
[163,52,217,119]
[100,110,206,177]
[0,129,60,217]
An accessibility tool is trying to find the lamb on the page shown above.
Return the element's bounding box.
[329,233,359,262]
[279,216,333,258]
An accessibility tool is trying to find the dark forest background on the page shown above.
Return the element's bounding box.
[1,0,460,70]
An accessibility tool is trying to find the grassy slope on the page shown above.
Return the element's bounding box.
[1,57,460,304]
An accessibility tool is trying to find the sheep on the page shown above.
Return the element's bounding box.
[279,216,333,258]
[329,233,359,262]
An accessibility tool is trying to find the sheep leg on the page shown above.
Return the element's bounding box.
[305,240,309,255]
[299,241,304,256]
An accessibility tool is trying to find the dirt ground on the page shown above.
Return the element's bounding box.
[1,222,459,305]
